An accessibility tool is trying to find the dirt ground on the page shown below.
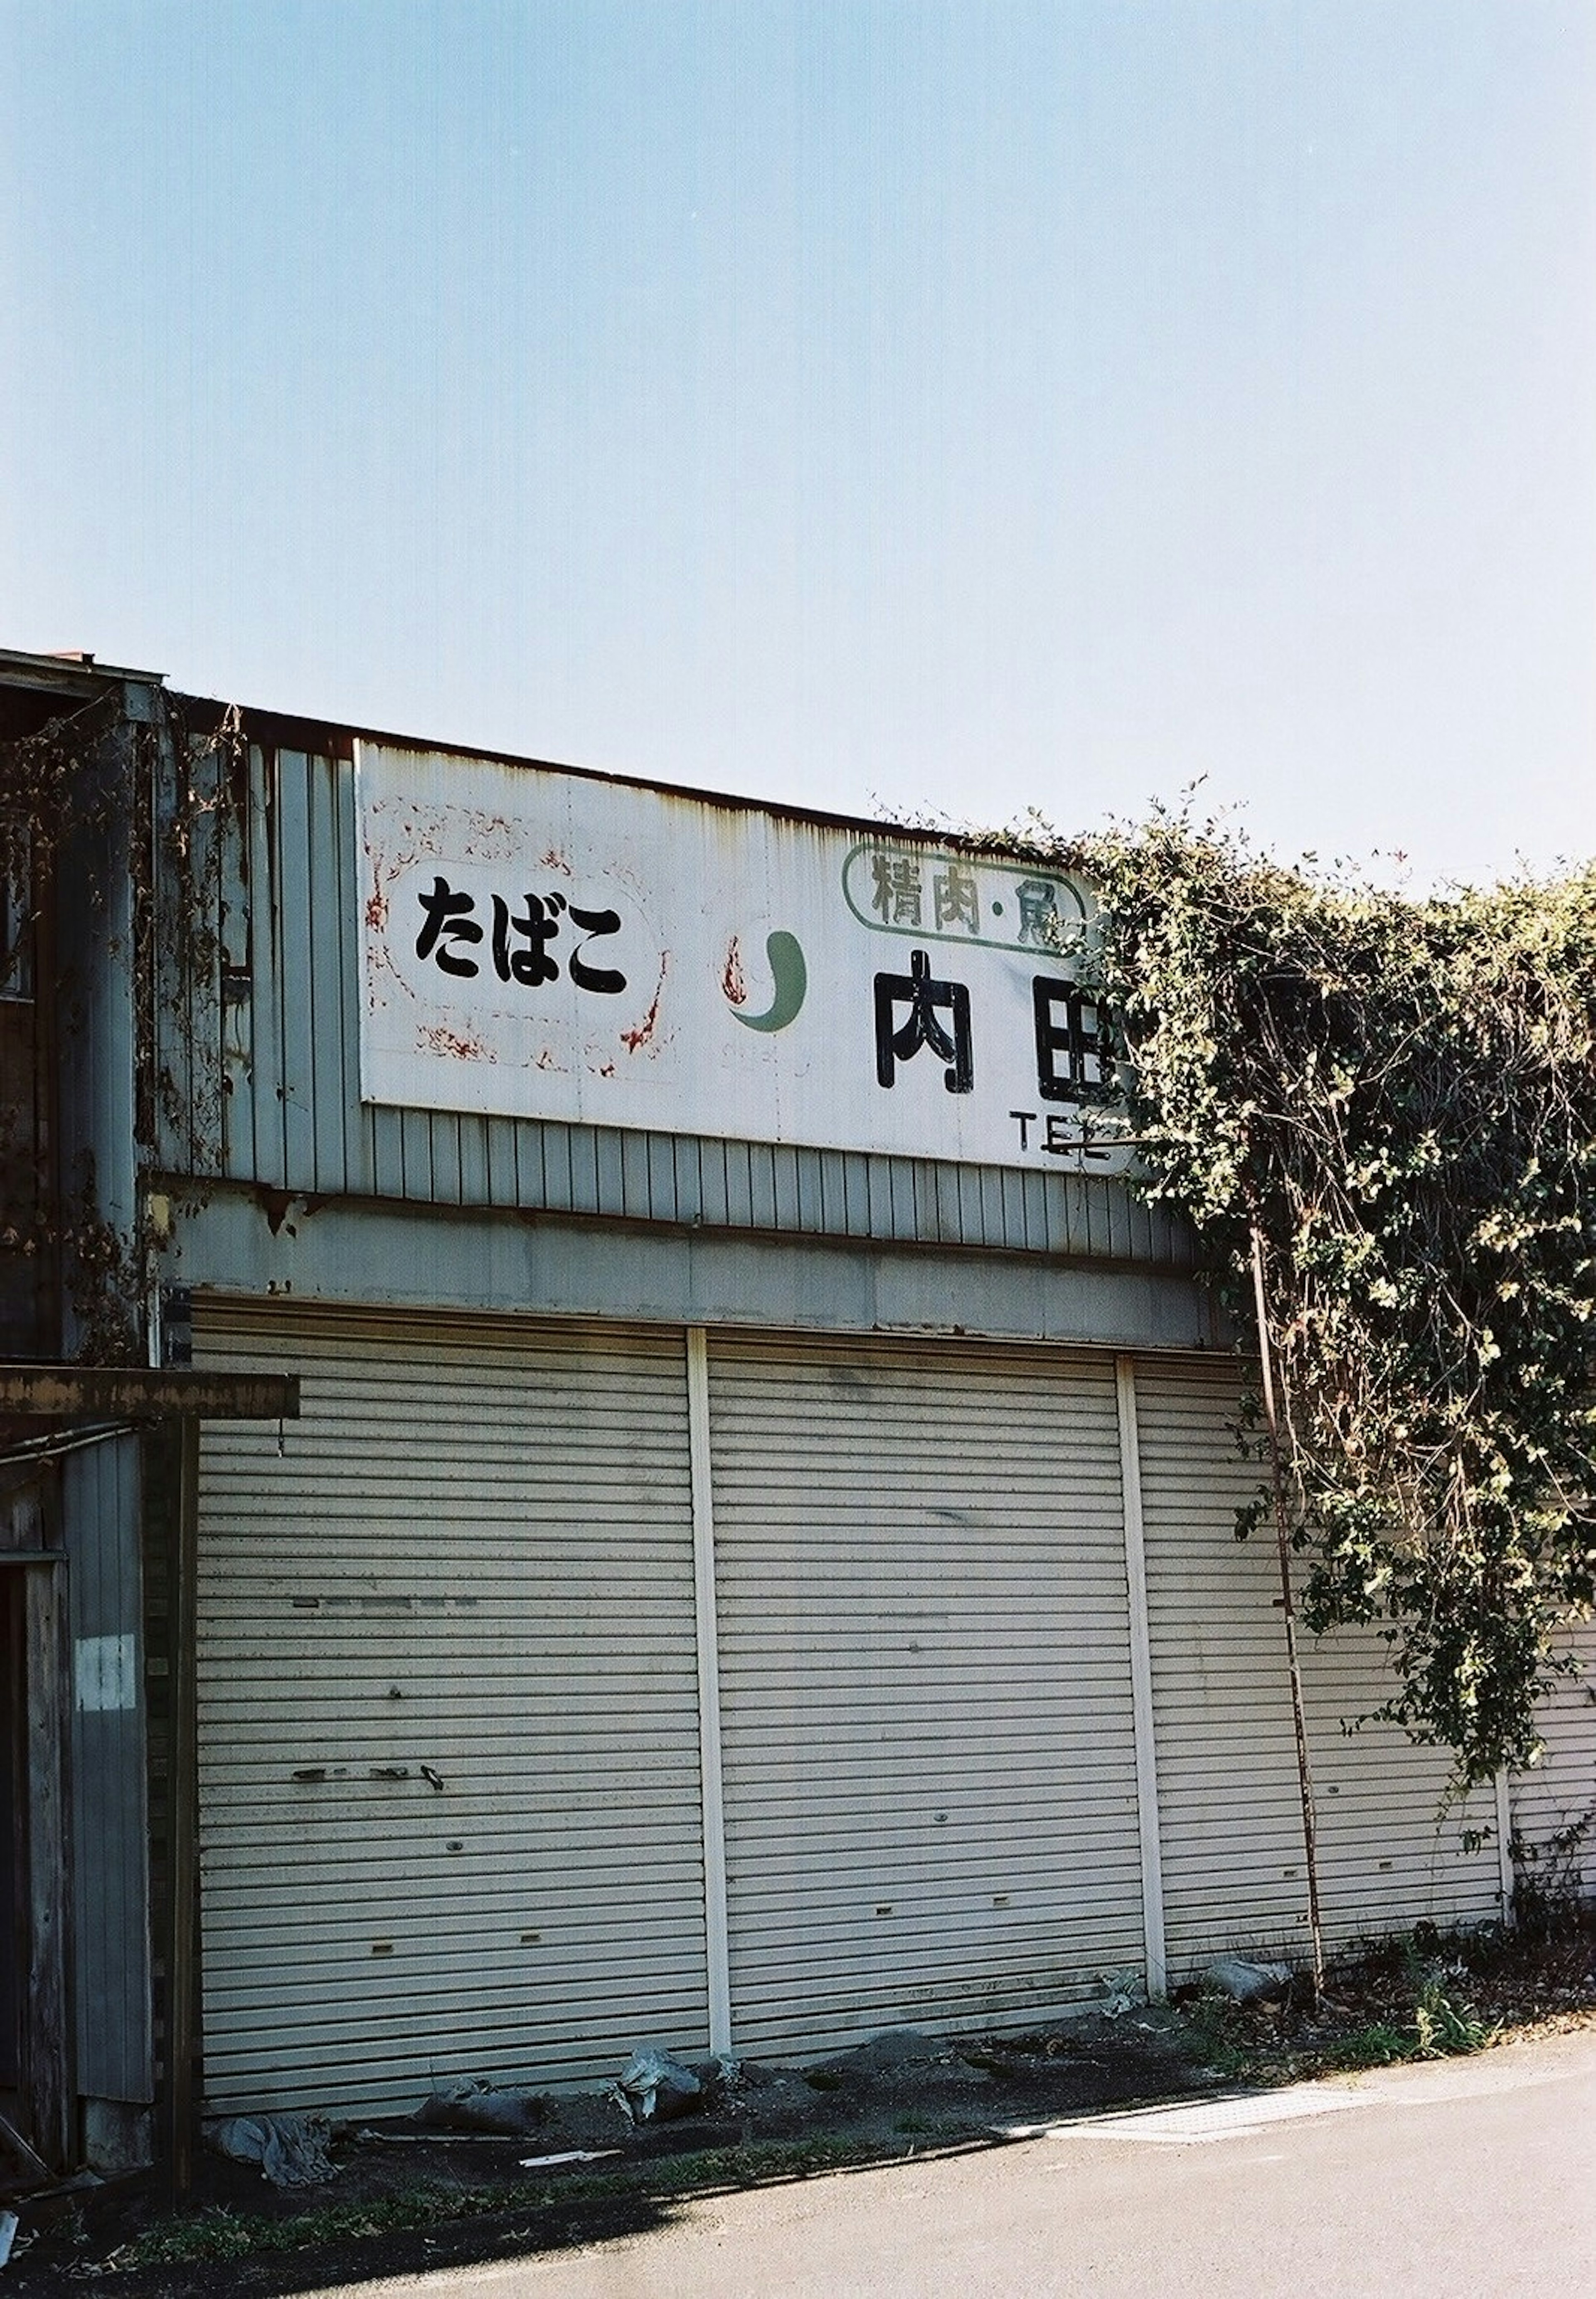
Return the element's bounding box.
[6,1916,1594,2297]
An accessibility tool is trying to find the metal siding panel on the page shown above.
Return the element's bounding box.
[429,1111,465,1208]
[925,1161,960,1244]
[721,1143,754,1230]
[66,1436,153,2103]
[331,756,378,1198]
[618,1127,651,1218]
[704,1138,736,1227]
[838,1153,867,1237]
[671,1136,704,1227]
[483,1114,520,1207]
[160,734,226,1178]
[273,754,318,1188]
[1104,1186,1134,1262]
[771,1146,803,1233]
[646,1133,677,1223]
[709,1329,1144,2055]
[368,1105,406,1201]
[398,1107,434,1202]
[305,754,350,1195]
[245,749,287,1187]
[567,1125,601,1215]
[810,1149,839,1235]
[456,1110,490,1205]
[216,747,254,1179]
[885,1158,916,1241]
[192,1301,707,2118]
[747,1143,778,1230]
[534,1120,571,1212]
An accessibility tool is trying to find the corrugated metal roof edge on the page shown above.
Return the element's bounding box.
[0,644,1067,857]
[163,685,1051,859]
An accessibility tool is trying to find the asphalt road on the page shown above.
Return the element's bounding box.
[315,2026,1596,2299]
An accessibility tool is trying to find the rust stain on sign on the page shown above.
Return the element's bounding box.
[621,956,668,1051]
[418,1024,491,1062]
[722,935,746,1006]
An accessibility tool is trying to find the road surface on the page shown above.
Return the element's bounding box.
[313,2025,1596,2299]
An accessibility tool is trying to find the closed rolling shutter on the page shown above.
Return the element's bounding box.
[1136,1357,1312,1975]
[1512,1625,1596,1900]
[1300,1629,1501,1944]
[1137,1357,1500,1978]
[192,1301,705,2119]
[709,1331,1143,2057]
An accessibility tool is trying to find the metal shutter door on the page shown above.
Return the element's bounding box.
[1300,1628,1502,1944]
[192,1301,705,2119]
[1512,1624,1596,1898]
[709,1331,1143,2057]
[1136,1356,1499,1979]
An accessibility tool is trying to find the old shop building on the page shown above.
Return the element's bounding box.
[2,643,1593,2172]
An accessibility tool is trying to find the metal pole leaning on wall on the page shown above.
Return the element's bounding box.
[1493,1770,1516,1926]
[1249,1225,1326,2002]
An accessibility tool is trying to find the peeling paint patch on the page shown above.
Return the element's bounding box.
[722,936,746,1006]
[418,1024,492,1062]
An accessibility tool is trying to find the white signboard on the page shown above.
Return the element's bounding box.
[357,743,1128,1173]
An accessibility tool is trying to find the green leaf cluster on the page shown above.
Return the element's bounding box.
[1022,808,1596,1784]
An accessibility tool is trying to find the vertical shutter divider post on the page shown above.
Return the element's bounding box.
[686,1326,732,2056]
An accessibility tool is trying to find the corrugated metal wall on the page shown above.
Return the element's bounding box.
[63,1436,153,2105]
[192,1302,708,2119]
[708,1331,1144,2054]
[156,740,1194,1269]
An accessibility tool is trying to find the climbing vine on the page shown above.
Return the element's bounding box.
[0,686,239,1363]
[1006,808,1596,1786]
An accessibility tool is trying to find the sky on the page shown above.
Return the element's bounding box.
[1,0,1592,885]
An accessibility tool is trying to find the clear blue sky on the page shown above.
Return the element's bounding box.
[2,2,1591,883]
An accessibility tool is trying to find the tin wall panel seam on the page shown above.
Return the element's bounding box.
[306,753,350,1195]
[215,741,254,1178]
[331,755,379,1198]
[275,754,318,1185]
[243,749,285,1187]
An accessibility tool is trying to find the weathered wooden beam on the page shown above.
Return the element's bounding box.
[0,1368,298,1419]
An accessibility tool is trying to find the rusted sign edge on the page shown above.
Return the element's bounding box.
[0,1367,300,1419]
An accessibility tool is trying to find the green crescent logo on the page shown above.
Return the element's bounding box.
[731,930,808,1032]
